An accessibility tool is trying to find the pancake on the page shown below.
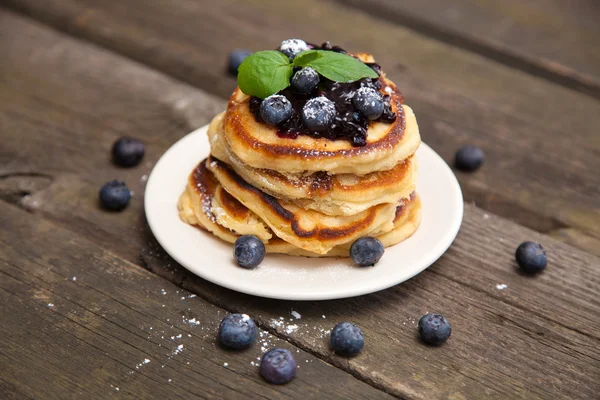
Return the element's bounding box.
[208,112,418,216]
[222,85,421,175]
[206,157,400,254]
[178,162,422,257]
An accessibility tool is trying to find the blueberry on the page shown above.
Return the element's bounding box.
[218,313,257,350]
[291,67,320,94]
[260,95,293,126]
[330,322,364,356]
[112,137,145,167]
[260,348,296,384]
[99,180,131,211]
[350,237,384,267]
[302,96,336,132]
[228,49,253,76]
[515,241,547,273]
[455,145,484,172]
[418,313,451,346]
[278,39,309,61]
[233,235,265,269]
[352,87,384,120]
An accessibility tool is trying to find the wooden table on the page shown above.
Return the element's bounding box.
[1,1,598,399]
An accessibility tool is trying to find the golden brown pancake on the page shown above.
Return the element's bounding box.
[178,161,421,257]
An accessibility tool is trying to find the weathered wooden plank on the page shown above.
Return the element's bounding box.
[2,0,599,254]
[338,0,600,97]
[0,201,395,399]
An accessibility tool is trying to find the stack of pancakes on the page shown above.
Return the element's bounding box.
[178,55,422,257]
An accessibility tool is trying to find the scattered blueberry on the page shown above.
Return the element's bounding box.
[291,67,320,94]
[418,314,451,346]
[278,39,309,61]
[455,145,484,172]
[228,49,253,76]
[302,96,336,132]
[218,313,257,350]
[99,180,131,211]
[352,87,384,120]
[515,241,547,273]
[233,235,265,268]
[260,95,293,126]
[330,322,364,356]
[112,137,145,167]
[350,237,384,267]
[260,348,296,384]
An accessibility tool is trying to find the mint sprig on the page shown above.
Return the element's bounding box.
[237,49,378,99]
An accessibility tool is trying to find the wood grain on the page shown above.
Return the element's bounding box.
[338,0,600,98]
[2,0,599,254]
[0,201,395,399]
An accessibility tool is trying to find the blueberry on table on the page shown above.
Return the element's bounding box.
[352,87,384,120]
[455,145,484,172]
[260,95,293,126]
[350,237,384,267]
[233,235,265,269]
[260,348,296,384]
[302,96,336,132]
[112,136,145,167]
[418,313,451,346]
[330,322,364,356]
[291,67,320,94]
[278,38,309,61]
[228,49,253,76]
[99,180,131,211]
[515,241,547,273]
[218,313,257,350]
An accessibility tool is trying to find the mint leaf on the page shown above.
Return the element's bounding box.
[292,50,323,67]
[238,51,293,99]
[300,50,378,82]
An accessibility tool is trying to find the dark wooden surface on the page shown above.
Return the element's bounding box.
[0,2,599,399]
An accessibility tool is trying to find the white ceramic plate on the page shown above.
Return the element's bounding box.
[145,125,463,300]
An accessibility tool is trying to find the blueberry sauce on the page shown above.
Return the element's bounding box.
[248,42,397,147]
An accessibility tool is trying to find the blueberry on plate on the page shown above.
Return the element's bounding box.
[99,180,131,211]
[218,313,257,350]
[352,87,384,120]
[260,348,296,384]
[233,235,265,269]
[112,136,145,167]
[330,322,364,356]
[260,95,293,126]
[278,38,309,61]
[302,96,336,132]
[515,241,547,273]
[418,313,451,346]
[291,67,320,94]
[228,49,253,76]
[455,145,484,172]
[350,237,384,267]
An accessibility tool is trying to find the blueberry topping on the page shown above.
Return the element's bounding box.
[515,241,547,273]
[228,49,253,76]
[302,96,336,132]
[330,322,364,356]
[352,87,384,120]
[350,237,384,267]
[112,137,145,167]
[218,313,257,350]
[455,145,484,171]
[260,348,296,384]
[418,313,451,346]
[233,235,265,269]
[278,39,309,61]
[291,67,320,94]
[99,180,131,211]
[260,95,293,126]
